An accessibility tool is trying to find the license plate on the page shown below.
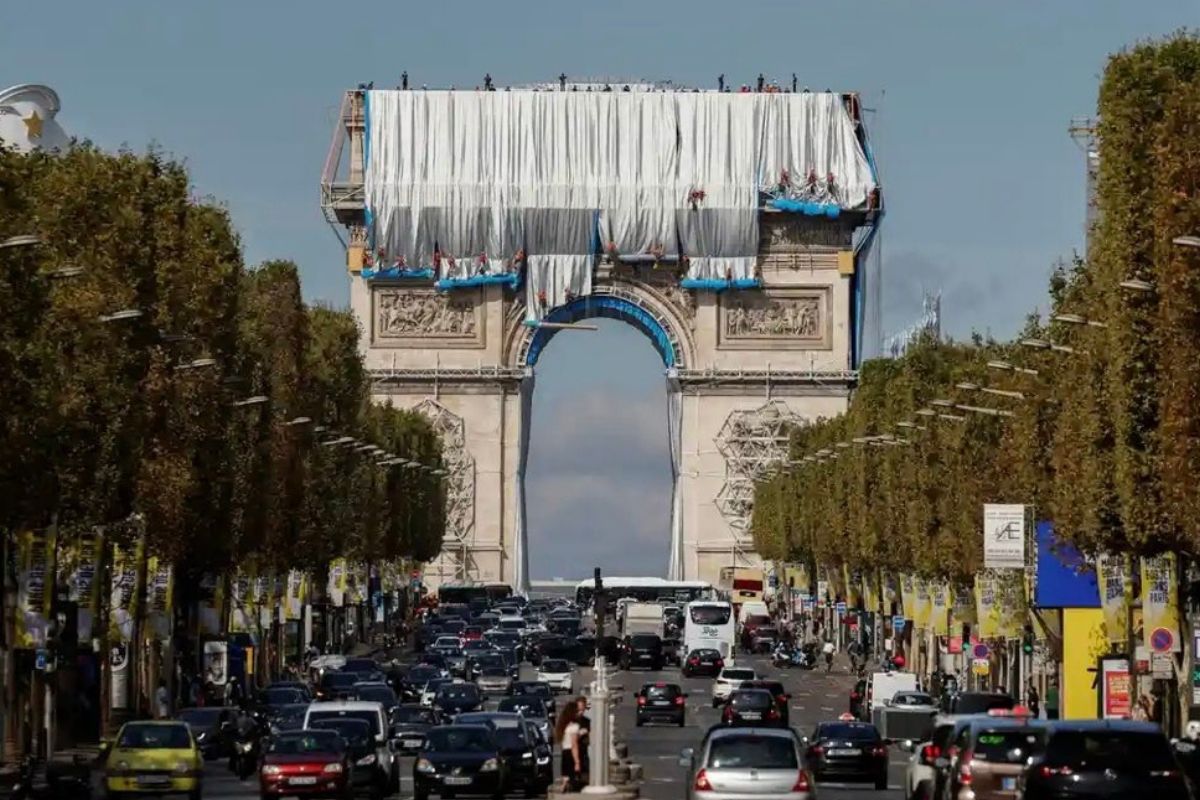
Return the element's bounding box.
[290,776,318,785]
[652,700,671,706]
[404,739,423,748]
[444,776,473,785]
[136,775,171,786]
[829,748,861,756]
[741,712,761,719]
[1002,777,1016,790]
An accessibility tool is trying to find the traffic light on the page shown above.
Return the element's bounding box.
[1021,623,1035,655]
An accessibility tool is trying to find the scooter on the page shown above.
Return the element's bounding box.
[772,646,794,669]
[229,715,264,780]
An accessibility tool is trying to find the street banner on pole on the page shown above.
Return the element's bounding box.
[285,570,305,621]
[1097,554,1131,645]
[931,581,950,637]
[975,573,1001,638]
[900,574,916,620]
[1141,554,1181,652]
[197,574,224,636]
[15,528,56,648]
[229,571,253,634]
[109,541,139,644]
[145,557,173,642]
[328,558,347,607]
[913,578,932,630]
[983,504,1026,569]
[61,530,103,642]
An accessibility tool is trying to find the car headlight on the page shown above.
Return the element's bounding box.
[174,761,192,775]
[323,762,344,773]
[263,764,282,775]
[522,751,533,760]
[195,732,207,742]
[537,755,551,766]
[480,758,499,773]
[416,758,436,774]
[357,754,377,766]
[116,760,131,771]
[236,741,254,753]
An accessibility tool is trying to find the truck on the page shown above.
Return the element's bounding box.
[619,602,666,639]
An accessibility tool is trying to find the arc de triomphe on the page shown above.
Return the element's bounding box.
[321,89,879,592]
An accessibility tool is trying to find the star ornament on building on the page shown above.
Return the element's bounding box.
[23,110,42,139]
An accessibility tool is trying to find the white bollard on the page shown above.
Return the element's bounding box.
[582,656,617,795]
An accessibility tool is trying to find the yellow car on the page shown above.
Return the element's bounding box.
[104,720,203,799]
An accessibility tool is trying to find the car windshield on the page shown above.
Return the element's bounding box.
[393,706,438,725]
[343,659,376,672]
[118,723,192,749]
[439,685,481,702]
[707,735,798,769]
[817,723,880,742]
[630,635,660,648]
[542,660,570,673]
[435,637,461,648]
[690,606,732,625]
[425,727,495,753]
[268,732,343,755]
[515,683,551,698]
[464,641,492,652]
[746,682,785,696]
[407,667,440,684]
[692,649,721,659]
[270,705,309,731]
[312,720,370,747]
[356,686,396,705]
[722,669,756,681]
[261,687,305,705]
[731,691,773,709]
[954,694,1014,714]
[645,685,681,700]
[893,692,934,706]
[754,627,778,637]
[481,667,508,677]
[307,710,380,738]
[441,620,466,633]
[176,708,224,729]
[972,729,1045,763]
[321,672,358,688]
[1045,730,1174,772]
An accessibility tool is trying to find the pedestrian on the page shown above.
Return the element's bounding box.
[574,696,591,786]
[822,638,835,672]
[554,703,584,792]
[225,675,243,707]
[1045,678,1060,720]
[1132,694,1152,721]
[1027,680,1041,718]
[155,679,170,720]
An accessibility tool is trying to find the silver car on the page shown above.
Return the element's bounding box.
[679,727,815,800]
[476,667,513,695]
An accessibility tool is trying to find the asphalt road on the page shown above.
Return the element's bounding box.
[197,654,909,800]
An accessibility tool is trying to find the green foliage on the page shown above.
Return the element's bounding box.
[0,145,446,575]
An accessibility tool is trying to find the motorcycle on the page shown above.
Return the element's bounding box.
[229,715,264,780]
[772,646,793,669]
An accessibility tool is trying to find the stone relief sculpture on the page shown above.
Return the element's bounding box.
[724,294,822,338]
[375,289,477,338]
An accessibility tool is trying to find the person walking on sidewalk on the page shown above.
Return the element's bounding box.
[155,680,171,719]
[822,638,836,672]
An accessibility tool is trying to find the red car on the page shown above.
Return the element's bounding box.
[461,625,484,642]
[259,729,351,799]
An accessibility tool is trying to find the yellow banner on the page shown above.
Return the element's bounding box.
[913,577,932,630]
[285,570,305,620]
[883,573,900,615]
[862,571,881,614]
[975,573,1002,638]
[900,574,916,619]
[145,557,173,642]
[198,573,224,637]
[15,529,56,648]
[930,580,950,636]
[1141,554,1181,651]
[952,583,976,625]
[110,540,141,643]
[997,573,1027,638]
[1097,554,1131,645]
[328,559,348,606]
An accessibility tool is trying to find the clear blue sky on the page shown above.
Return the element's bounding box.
[4,1,1195,577]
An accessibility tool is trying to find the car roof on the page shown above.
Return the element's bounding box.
[306,701,385,712]
[1044,719,1163,733]
[707,726,797,742]
[124,720,189,728]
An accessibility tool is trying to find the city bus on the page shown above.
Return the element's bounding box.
[718,567,765,607]
[683,600,736,658]
[574,578,714,609]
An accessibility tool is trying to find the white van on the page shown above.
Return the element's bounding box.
[304,700,397,794]
[866,670,919,713]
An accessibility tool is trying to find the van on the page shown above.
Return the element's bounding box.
[303,700,397,795]
[866,670,918,713]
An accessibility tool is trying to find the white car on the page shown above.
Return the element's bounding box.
[902,716,960,800]
[536,658,574,694]
[711,666,757,708]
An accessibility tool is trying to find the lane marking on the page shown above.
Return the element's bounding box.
[820,706,834,712]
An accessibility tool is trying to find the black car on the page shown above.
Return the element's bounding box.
[342,657,379,674]
[531,635,586,666]
[620,634,664,671]
[308,717,378,793]
[467,653,507,682]
[266,702,310,734]
[176,706,234,760]
[456,712,551,796]
[354,683,400,714]
[522,719,555,791]
[512,682,556,718]
[317,671,359,701]
[721,689,785,728]
[740,680,791,725]
[263,681,313,702]
[414,725,507,800]
[497,696,552,742]
[402,665,446,702]
[946,691,1014,715]
[681,648,725,678]
[804,721,889,789]
[1020,720,1188,800]
[635,682,687,727]
[256,685,308,711]
[390,704,439,754]
[434,682,484,720]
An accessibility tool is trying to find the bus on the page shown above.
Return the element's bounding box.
[437,583,513,606]
[575,578,714,609]
[682,600,736,658]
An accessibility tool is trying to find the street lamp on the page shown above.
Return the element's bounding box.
[987,360,1039,377]
[896,421,927,431]
[44,265,85,280]
[230,395,269,408]
[1172,235,1200,249]
[930,399,955,408]
[956,382,1025,401]
[1021,338,1075,354]
[174,358,217,372]
[98,308,144,323]
[1053,313,1108,329]
[321,436,355,447]
[0,234,39,249]
[285,416,313,427]
[956,404,1016,419]
[1119,278,1153,293]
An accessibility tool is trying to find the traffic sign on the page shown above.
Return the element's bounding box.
[972,642,990,660]
[972,658,990,676]
[892,615,907,632]
[1150,627,1175,654]
[835,601,847,614]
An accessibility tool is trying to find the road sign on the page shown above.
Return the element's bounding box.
[34,650,47,671]
[1151,652,1173,679]
[893,616,907,632]
[835,601,847,614]
[1150,627,1175,654]
[972,658,990,676]
[972,642,990,660]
